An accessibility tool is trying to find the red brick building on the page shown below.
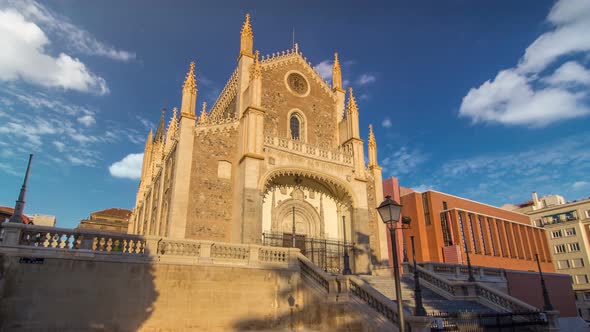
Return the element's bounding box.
[382,178,554,272]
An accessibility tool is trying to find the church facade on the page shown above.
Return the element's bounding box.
[128,14,388,273]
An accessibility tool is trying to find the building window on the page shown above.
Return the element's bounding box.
[557,259,570,269]
[565,228,576,236]
[459,213,467,252]
[487,219,496,255]
[551,230,562,238]
[443,201,448,210]
[569,242,581,252]
[572,258,585,268]
[555,244,567,254]
[468,214,478,253]
[478,216,486,254]
[574,274,589,285]
[440,212,453,246]
[290,114,301,140]
[584,292,590,301]
[496,221,505,255]
[586,210,590,219]
[422,193,431,225]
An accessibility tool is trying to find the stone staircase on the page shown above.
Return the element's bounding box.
[360,275,495,314]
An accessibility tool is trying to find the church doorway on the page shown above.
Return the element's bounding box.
[261,171,356,273]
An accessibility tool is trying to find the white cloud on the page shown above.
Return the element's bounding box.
[412,184,434,193]
[543,61,590,86]
[381,146,427,175]
[381,118,392,128]
[518,0,590,73]
[109,153,143,180]
[2,0,135,61]
[572,181,590,189]
[77,114,95,127]
[0,9,108,94]
[52,140,65,152]
[460,68,589,127]
[459,0,590,127]
[358,74,376,85]
[313,60,332,81]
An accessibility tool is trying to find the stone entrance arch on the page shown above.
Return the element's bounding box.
[272,194,323,238]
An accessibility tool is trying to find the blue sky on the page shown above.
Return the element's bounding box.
[1,0,589,228]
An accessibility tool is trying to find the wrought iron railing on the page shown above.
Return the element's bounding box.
[262,232,354,274]
[429,310,547,331]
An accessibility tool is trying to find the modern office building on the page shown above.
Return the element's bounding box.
[382,180,554,273]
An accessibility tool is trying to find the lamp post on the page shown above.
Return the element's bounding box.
[536,253,554,311]
[342,215,352,275]
[377,195,405,332]
[410,236,427,316]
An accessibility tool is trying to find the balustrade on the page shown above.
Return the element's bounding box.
[264,135,353,165]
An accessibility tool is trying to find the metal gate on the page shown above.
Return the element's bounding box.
[262,232,354,274]
[429,311,548,331]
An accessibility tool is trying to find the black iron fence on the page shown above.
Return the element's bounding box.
[429,311,548,332]
[262,232,354,274]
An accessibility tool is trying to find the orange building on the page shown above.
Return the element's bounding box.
[383,178,554,272]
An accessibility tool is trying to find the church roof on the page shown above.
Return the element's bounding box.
[0,206,32,224]
[91,208,132,220]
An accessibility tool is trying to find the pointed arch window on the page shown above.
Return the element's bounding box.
[290,115,301,140]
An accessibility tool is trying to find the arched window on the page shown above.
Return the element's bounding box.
[290,114,301,140]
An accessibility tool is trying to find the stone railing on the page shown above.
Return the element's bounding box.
[264,136,353,166]
[298,254,331,293]
[0,223,299,269]
[420,261,506,281]
[348,275,408,328]
[1,222,146,255]
[406,263,538,314]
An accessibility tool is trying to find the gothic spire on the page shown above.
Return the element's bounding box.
[332,52,343,91]
[154,108,166,142]
[181,62,197,117]
[9,154,33,223]
[368,124,378,168]
[166,107,178,144]
[199,102,208,124]
[240,13,254,57]
[346,88,358,116]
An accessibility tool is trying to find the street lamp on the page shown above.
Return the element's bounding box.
[377,195,405,332]
[464,240,476,282]
[536,253,554,311]
[342,215,352,275]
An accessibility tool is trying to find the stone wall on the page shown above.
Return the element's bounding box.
[261,62,337,148]
[0,253,392,332]
[186,127,238,241]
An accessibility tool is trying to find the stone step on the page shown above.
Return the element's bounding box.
[360,275,495,314]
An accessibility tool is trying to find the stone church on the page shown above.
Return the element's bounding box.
[129,14,388,273]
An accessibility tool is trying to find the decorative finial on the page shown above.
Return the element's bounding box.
[240,13,254,57]
[347,88,358,115]
[154,108,166,142]
[183,61,197,95]
[332,52,342,91]
[199,102,208,124]
[368,124,376,147]
[294,43,299,54]
[250,50,262,80]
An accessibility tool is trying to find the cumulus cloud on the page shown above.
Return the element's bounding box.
[572,181,590,189]
[313,60,332,81]
[0,9,108,94]
[459,0,590,127]
[109,153,143,180]
[381,146,427,175]
[381,118,392,128]
[2,0,135,61]
[358,74,376,85]
[412,184,434,193]
[77,114,95,127]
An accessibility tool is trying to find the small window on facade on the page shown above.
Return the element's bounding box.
[422,193,431,225]
[557,259,570,269]
[573,258,585,268]
[443,201,448,210]
[555,244,567,253]
[565,228,576,236]
[290,114,300,140]
[584,292,590,301]
[575,274,589,285]
[552,230,562,238]
[569,242,581,252]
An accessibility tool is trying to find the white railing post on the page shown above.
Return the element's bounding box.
[248,245,260,265]
[200,242,213,263]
